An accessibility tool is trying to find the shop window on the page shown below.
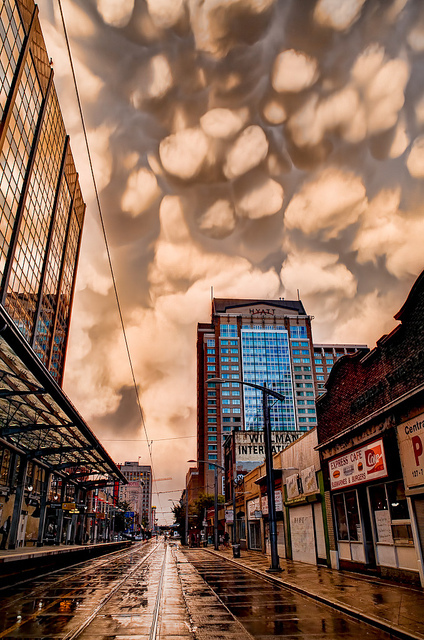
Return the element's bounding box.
[369,481,413,544]
[333,491,361,541]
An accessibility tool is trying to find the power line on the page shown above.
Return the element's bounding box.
[56,0,162,518]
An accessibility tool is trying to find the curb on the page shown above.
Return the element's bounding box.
[202,548,424,640]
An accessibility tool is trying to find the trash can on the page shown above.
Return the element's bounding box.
[232,544,241,558]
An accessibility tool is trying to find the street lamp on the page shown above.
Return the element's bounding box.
[208,377,283,573]
[188,458,224,551]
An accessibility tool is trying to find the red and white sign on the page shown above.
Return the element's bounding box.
[397,413,424,489]
[329,438,388,490]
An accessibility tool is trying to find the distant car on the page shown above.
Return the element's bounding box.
[173,531,181,539]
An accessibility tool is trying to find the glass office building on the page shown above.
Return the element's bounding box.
[241,327,296,431]
[0,0,85,385]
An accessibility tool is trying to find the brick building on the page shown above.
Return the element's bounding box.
[317,271,424,586]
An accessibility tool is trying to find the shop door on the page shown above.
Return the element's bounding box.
[290,505,316,564]
[412,497,424,559]
[248,521,261,550]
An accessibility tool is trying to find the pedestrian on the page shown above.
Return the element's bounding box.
[223,531,230,548]
[0,515,11,550]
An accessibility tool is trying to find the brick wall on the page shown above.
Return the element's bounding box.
[317,271,424,445]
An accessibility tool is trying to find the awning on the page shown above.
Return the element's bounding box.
[254,469,283,485]
[0,306,126,488]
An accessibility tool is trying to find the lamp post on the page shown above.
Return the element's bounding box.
[207,377,283,573]
[188,458,224,551]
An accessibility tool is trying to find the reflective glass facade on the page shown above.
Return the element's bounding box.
[241,327,296,430]
[0,0,85,384]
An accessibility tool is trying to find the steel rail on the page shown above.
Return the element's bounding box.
[149,542,168,640]
[62,543,160,640]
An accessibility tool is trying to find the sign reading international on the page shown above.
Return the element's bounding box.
[236,430,304,461]
[397,412,424,489]
[329,438,388,490]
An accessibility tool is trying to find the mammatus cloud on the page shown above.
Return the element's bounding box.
[38,0,424,522]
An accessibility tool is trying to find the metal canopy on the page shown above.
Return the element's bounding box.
[0,306,126,487]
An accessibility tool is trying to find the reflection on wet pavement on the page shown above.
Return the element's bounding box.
[0,542,406,640]
[183,549,396,639]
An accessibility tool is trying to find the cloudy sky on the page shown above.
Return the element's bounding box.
[37,0,424,523]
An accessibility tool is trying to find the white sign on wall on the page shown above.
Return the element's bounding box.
[286,474,300,500]
[301,465,318,494]
[247,498,261,519]
[374,510,393,544]
[329,438,388,490]
[397,413,424,489]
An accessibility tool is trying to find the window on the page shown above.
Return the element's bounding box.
[207,366,215,371]
[223,408,230,413]
[230,340,238,345]
[293,358,301,363]
[316,367,323,372]
[208,436,217,441]
[207,357,215,363]
[233,408,240,413]
[231,348,238,353]
[222,357,229,362]
[369,481,413,543]
[231,357,238,362]
[208,427,217,432]
[231,366,239,371]
[222,399,230,405]
[207,340,215,347]
[231,374,239,379]
[222,390,230,396]
[317,375,325,381]
[223,417,231,423]
[232,399,240,405]
[207,349,215,354]
[222,365,229,370]
[302,358,310,363]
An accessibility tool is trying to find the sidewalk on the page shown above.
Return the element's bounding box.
[205,546,424,640]
[0,539,130,564]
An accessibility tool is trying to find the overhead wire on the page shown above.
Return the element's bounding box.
[56,0,163,520]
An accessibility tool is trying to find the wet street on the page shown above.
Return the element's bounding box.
[0,540,398,639]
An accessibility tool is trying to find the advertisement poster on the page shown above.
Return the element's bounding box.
[261,490,283,515]
[286,473,300,500]
[329,438,388,490]
[397,413,424,490]
[301,465,318,494]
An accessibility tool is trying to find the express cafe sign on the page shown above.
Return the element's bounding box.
[329,438,388,490]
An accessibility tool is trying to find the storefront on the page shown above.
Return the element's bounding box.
[247,497,262,550]
[397,412,424,585]
[328,435,417,575]
[317,271,424,585]
[285,466,327,565]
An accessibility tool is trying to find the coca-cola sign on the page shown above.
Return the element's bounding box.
[329,438,388,490]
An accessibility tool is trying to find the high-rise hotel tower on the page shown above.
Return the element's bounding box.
[196,299,364,494]
[0,0,85,385]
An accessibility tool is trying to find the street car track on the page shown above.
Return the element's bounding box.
[0,541,159,639]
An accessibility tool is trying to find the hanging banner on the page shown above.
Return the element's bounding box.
[329,438,388,490]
